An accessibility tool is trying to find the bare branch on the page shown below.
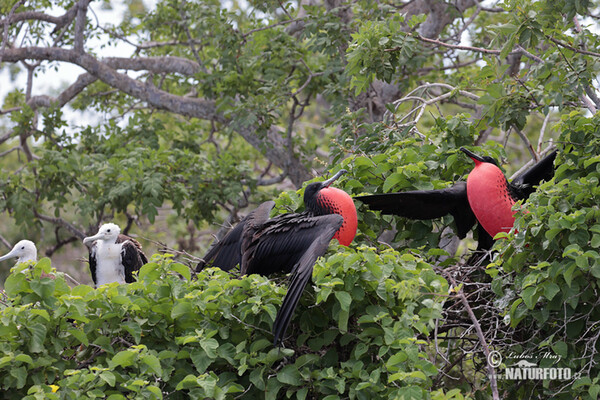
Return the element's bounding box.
[0,234,12,249]
[103,56,200,75]
[28,72,97,109]
[73,0,92,53]
[442,270,500,400]
[0,7,78,33]
[387,34,504,55]
[0,0,25,65]
[0,146,21,157]
[537,113,551,154]
[242,17,304,38]
[33,211,86,239]
[512,126,537,161]
[548,36,600,58]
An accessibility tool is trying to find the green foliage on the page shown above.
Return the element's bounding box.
[0,250,454,399]
[3,0,600,397]
[346,16,421,95]
[488,112,600,398]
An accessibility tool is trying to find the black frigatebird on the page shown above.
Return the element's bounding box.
[356,148,557,256]
[83,223,148,288]
[197,169,358,344]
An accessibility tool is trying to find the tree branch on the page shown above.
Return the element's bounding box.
[33,211,86,239]
[73,0,91,53]
[27,72,97,109]
[0,0,25,65]
[0,46,310,185]
[103,56,200,75]
[443,271,500,400]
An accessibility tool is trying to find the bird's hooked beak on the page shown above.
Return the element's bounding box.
[460,147,485,164]
[0,248,18,263]
[322,169,348,188]
[83,233,104,246]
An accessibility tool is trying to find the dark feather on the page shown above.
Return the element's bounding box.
[88,244,98,285]
[356,182,476,239]
[117,235,147,283]
[267,214,343,344]
[241,212,335,275]
[197,201,275,272]
[511,150,558,198]
[199,199,346,345]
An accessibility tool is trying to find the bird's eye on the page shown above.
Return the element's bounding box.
[21,246,24,249]
[107,229,111,232]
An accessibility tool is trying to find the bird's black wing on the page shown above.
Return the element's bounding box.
[241,212,336,275]
[119,236,147,283]
[356,182,476,239]
[511,150,558,198]
[197,201,275,272]
[88,242,98,286]
[242,214,343,345]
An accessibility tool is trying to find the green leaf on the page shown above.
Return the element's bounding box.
[382,172,405,192]
[551,341,568,358]
[171,301,192,319]
[176,375,199,390]
[542,282,560,301]
[142,354,163,376]
[170,263,191,281]
[521,286,538,309]
[200,338,219,358]
[334,291,352,312]
[99,371,116,387]
[14,354,33,365]
[111,350,137,368]
[277,365,302,386]
[139,263,161,282]
[4,272,29,297]
[27,323,47,353]
[67,328,89,346]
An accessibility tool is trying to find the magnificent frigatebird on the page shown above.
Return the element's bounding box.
[0,240,37,265]
[197,169,358,344]
[83,223,148,288]
[356,148,557,257]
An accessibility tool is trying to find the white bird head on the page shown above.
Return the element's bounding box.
[83,223,121,246]
[0,240,38,264]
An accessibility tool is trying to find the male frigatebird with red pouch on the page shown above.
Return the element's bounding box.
[356,147,557,256]
[197,169,358,344]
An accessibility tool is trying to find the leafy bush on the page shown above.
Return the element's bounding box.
[0,246,463,399]
[489,113,600,398]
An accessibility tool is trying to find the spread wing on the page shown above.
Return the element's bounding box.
[196,201,275,272]
[239,213,343,344]
[118,236,147,283]
[511,150,557,198]
[356,182,476,239]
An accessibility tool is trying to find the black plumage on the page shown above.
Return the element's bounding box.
[356,150,557,255]
[197,170,356,345]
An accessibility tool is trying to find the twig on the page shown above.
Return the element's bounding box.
[387,34,504,55]
[512,126,538,161]
[537,113,551,154]
[442,270,500,400]
[510,143,556,180]
[548,36,600,58]
[0,0,25,65]
[73,0,91,53]
[0,234,12,249]
[242,17,303,38]
[33,211,86,239]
